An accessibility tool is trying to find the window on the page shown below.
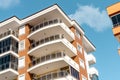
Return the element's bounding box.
[75,30,81,39]
[82,75,87,80]
[18,56,25,69]
[111,16,117,25]
[111,13,120,27]
[19,26,25,35]
[77,43,82,53]
[19,74,25,80]
[70,66,79,80]
[19,40,25,51]
[0,37,18,54]
[0,54,18,71]
[91,74,99,80]
[79,58,85,69]
[117,14,120,22]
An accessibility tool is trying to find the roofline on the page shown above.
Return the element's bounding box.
[0,4,85,34]
[106,2,120,16]
[0,4,58,23]
[107,2,120,8]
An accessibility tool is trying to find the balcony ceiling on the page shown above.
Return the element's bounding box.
[28,24,74,41]
[0,69,18,80]
[28,58,68,75]
[21,7,71,27]
[83,36,96,53]
[28,40,76,57]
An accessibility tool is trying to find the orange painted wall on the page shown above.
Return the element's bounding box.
[18,24,31,80]
[70,26,88,80]
[107,2,120,16]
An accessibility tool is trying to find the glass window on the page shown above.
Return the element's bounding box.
[19,26,25,35]
[91,74,99,80]
[111,16,117,25]
[77,43,82,53]
[18,74,25,80]
[79,58,85,69]
[0,58,1,65]
[18,56,25,69]
[70,66,79,80]
[76,30,81,39]
[19,40,25,51]
[82,75,87,80]
[117,14,120,23]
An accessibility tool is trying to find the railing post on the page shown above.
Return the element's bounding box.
[9,62,11,69]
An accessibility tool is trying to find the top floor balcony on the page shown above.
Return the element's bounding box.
[28,19,75,42]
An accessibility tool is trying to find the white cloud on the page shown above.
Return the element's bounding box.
[69,5,112,32]
[0,0,20,9]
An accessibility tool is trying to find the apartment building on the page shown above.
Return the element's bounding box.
[107,2,120,54]
[0,4,98,80]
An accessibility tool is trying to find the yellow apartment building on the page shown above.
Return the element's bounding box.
[107,2,120,54]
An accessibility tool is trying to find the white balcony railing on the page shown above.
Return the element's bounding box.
[29,52,79,71]
[29,52,65,68]
[30,19,62,33]
[0,30,18,41]
[87,54,96,65]
[29,34,63,50]
[31,70,78,80]
[89,67,98,76]
[29,34,77,56]
[28,19,75,41]
[0,62,18,71]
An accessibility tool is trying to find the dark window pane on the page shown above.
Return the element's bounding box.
[117,14,120,23]
[111,16,117,25]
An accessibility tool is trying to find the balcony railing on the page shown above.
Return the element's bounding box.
[32,70,74,80]
[0,45,18,54]
[29,34,63,50]
[29,52,65,68]
[0,62,18,71]
[113,22,120,27]
[30,19,62,33]
[0,30,18,39]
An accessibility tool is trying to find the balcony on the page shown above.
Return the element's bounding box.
[0,62,18,80]
[0,30,18,41]
[83,36,96,53]
[112,25,120,42]
[28,34,77,57]
[28,52,79,75]
[0,37,18,57]
[31,70,78,80]
[87,54,96,65]
[28,19,74,42]
[89,67,98,76]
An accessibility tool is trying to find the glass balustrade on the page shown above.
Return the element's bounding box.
[29,34,63,50]
[0,62,17,71]
[29,52,65,68]
[0,30,18,39]
[32,70,70,80]
[30,19,62,33]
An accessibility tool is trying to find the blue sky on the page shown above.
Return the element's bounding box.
[0,0,120,80]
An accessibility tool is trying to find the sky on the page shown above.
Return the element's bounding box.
[0,0,120,80]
